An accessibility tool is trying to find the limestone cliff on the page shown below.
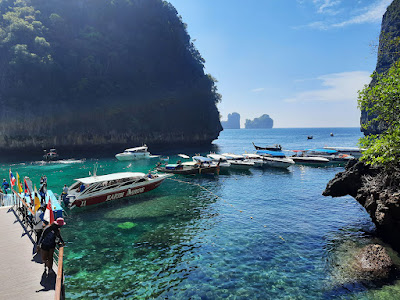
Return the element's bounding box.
[221,113,240,129]
[361,0,400,135]
[245,114,273,129]
[0,0,222,154]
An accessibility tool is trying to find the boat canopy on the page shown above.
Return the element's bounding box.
[75,172,145,185]
[208,154,227,160]
[192,156,213,162]
[221,153,244,159]
[124,146,148,152]
[256,150,286,157]
[178,154,190,159]
[307,149,337,154]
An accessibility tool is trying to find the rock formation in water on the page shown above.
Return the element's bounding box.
[0,0,222,154]
[361,0,400,135]
[323,160,400,251]
[221,112,240,129]
[245,114,273,129]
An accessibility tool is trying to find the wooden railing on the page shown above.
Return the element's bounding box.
[55,246,65,300]
[13,191,66,300]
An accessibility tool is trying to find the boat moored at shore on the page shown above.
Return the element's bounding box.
[64,171,171,208]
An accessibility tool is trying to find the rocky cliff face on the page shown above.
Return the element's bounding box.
[323,160,400,251]
[0,0,222,154]
[361,0,400,135]
[221,113,240,129]
[245,114,273,129]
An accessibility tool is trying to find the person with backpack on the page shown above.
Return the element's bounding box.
[38,217,66,274]
[33,205,46,244]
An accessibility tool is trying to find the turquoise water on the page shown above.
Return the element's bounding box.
[2,128,400,299]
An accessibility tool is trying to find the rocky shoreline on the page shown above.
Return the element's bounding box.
[323,160,400,251]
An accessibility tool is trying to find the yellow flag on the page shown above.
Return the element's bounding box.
[16,172,23,194]
[34,185,41,213]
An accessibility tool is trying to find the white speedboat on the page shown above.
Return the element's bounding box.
[64,171,171,208]
[244,153,294,169]
[221,153,255,169]
[255,150,295,169]
[207,153,231,168]
[323,147,365,159]
[43,149,59,161]
[115,145,157,161]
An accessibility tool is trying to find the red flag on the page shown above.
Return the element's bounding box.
[24,178,31,195]
[9,169,16,187]
[44,198,54,224]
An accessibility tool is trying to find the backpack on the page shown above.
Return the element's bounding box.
[41,229,56,249]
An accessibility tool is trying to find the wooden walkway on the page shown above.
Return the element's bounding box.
[0,206,55,299]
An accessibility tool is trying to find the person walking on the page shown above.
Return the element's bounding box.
[38,218,66,274]
[2,179,9,194]
[34,206,45,244]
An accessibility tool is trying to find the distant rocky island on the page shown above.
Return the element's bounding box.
[221,113,240,129]
[245,114,273,129]
[0,0,222,154]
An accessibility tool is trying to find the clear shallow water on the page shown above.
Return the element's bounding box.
[2,128,400,299]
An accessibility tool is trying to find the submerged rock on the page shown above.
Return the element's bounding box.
[354,244,394,279]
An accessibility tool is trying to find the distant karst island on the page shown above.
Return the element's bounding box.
[245,114,273,129]
[221,113,240,129]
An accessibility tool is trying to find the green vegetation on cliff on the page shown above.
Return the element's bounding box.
[358,60,400,169]
[0,0,222,150]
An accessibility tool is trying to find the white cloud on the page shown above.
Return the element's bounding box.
[315,0,342,14]
[332,0,392,27]
[251,88,265,92]
[283,71,371,103]
[296,0,392,30]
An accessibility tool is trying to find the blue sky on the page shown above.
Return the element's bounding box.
[167,0,393,128]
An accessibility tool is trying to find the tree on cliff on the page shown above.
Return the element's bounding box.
[358,60,400,168]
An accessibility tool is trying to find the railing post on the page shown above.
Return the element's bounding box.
[55,246,64,300]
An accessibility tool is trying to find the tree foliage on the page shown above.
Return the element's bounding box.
[358,60,400,168]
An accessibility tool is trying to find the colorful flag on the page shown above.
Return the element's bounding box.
[9,169,15,187]
[34,185,41,213]
[44,198,54,224]
[16,172,23,193]
[24,177,31,195]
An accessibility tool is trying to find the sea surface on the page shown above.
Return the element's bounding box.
[2,127,400,299]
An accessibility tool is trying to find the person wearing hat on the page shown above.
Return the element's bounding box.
[38,217,66,274]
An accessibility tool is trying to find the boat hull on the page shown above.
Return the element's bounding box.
[156,166,218,175]
[115,153,151,161]
[70,177,167,207]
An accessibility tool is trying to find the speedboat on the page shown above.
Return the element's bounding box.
[207,153,231,169]
[64,171,171,208]
[157,156,219,175]
[323,147,365,159]
[291,151,330,166]
[292,149,354,166]
[43,149,59,161]
[115,145,157,161]
[255,150,295,169]
[221,153,255,169]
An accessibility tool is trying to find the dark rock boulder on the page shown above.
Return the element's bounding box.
[324,161,400,250]
[353,244,394,280]
[322,160,376,198]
